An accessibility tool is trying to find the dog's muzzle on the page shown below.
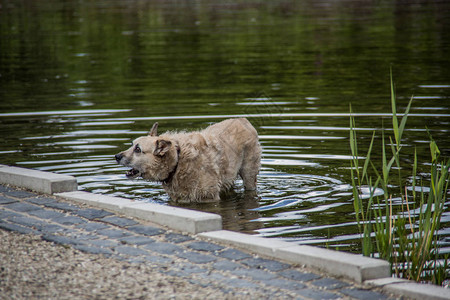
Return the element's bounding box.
[115,153,123,163]
[115,153,141,179]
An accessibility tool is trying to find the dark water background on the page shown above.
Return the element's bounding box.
[1,0,449,253]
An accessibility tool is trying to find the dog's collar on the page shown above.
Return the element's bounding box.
[162,148,180,185]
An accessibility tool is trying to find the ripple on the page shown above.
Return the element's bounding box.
[261,125,377,131]
[92,112,450,123]
[267,153,356,161]
[260,135,346,140]
[0,109,130,117]
[419,85,450,88]
[262,159,320,167]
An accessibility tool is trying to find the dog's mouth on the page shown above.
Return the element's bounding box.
[125,168,141,179]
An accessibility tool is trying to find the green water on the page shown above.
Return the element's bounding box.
[1,0,449,252]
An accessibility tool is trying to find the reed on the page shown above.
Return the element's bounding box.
[349,70,449,284]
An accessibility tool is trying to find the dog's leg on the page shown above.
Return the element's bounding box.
[211,192,221,202]
[239,145,261,191]
[241,170,258,190]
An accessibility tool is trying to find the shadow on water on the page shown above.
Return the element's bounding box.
[1,0,450,253]
[183,188,263,234]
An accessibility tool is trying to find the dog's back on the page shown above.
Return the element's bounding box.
[163,118,261,202]
[204,117,260,188]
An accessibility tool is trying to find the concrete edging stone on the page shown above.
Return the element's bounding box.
[0,165,77,194]
[198,230,390,283]
[366,278,450,300]
[56,191,222,234]
[1,165,449,299]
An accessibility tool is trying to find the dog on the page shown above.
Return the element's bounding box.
[115,118,261,203]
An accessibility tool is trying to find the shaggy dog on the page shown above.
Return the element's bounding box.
[115,118,261,203]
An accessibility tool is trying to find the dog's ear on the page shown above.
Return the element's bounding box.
[154,139,171,156]
[148,122,159,136]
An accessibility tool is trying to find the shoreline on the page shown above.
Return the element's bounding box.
[1,164,449,299]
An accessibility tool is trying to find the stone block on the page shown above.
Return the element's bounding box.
[126,224,165,236]
[198,230,292,257]
[275,245,391,283]
[364,277,409,287]
[340,288,389,300]
[9,215,48,229]
[278,269,320,282]
[119,235,155,246]
[311,278,349,290]
[0,221,38,235]
[240,257,290,272]
[0,196,18,204]
[38,224,68,234]
[122,202,222,234]
[176,251,217,264]
[26,197,57,205]
[382,281,450,300]
[57,191,222,234]
[97,228,131,238]
[177,263,208,275]
[56,191,131,212]
[28,209,66,220]
[212,260,242,271]
[143,241,184,255]
[4,202,41,212]
[216,248,252,261]
[186,241,225,252]
[5,190,38,198]
[200,230,390,283]
[295,288,340,300]
[43,201,80,212]
[74,244,113,256]
[75,208,113,220]
[260,278,306,291]
[114,245,150,256]
[53,215,86,225]
[42,234,85,246]
[98,215,138,227]
[0,166,77,194]
[0,183,11,193]
[75,222,110,232]
[231,268,277,281]
[164,232,193,244]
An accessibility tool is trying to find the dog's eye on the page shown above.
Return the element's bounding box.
[134,145,141,153]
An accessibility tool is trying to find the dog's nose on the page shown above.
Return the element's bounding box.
[115,153,123,163]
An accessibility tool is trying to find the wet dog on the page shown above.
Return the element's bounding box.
[115,118,261,203]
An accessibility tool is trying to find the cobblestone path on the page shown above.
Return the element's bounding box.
[0,184,393,299]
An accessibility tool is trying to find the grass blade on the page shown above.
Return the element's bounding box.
[390,68,400,146]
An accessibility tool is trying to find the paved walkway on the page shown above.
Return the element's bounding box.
[0,184,393,299]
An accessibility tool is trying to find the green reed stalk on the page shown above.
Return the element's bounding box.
[349,70,449,284]
[349,107,377,256]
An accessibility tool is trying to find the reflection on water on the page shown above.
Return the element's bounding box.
[1,0,449,254]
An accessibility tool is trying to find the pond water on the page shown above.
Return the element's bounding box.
[1,0,449,253]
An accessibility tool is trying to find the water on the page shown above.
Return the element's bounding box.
[1,0,449,253]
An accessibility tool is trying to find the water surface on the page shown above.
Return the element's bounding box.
[1,0,449,253]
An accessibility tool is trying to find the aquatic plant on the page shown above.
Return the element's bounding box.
[349,70,449,284]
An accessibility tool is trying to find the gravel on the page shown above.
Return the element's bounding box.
[0,230,260,299]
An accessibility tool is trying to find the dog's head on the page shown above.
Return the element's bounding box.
[115,122,179,182]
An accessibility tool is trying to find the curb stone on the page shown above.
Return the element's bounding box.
[198,230,390,283]
[56,191,222,234]
[1,165,449,299]
[0,165,77,194]
[365,278,450,300]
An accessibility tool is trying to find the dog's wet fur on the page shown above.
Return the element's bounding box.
[115,118,261,203]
